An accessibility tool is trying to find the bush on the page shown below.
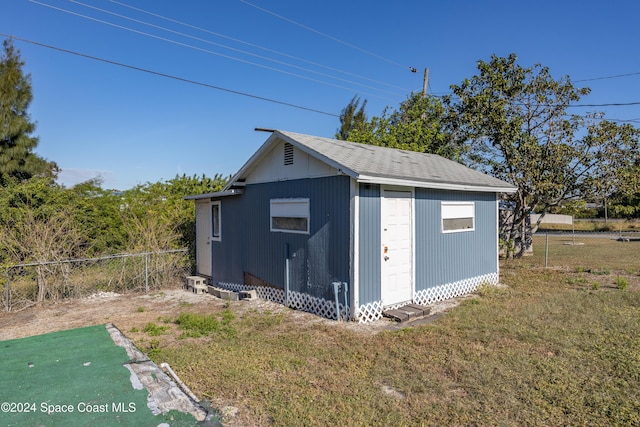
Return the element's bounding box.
[175,310,236,339]
[615,276,629,291]
[143,322,171,336]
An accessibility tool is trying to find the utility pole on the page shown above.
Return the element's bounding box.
[422,68,430,97]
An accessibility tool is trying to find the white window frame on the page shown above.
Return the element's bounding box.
[211,201,221,241]
[441,201,475,233]
[270,198,310,234]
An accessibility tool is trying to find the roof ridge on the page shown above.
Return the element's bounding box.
[220,129,517,193]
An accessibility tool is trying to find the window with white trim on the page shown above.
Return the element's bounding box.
[270,198,309,234]
[441,201,474,233]
[211,201,221,241]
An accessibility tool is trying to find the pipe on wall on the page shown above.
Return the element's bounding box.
[285,243,290,307]
[332,282,341,320]
[342,282,349,320]
[332,282,349,321]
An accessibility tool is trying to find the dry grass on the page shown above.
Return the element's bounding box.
[522,234,640,276]
[2,252,190,311]
[3,239,639,426]
[139,246,640,425]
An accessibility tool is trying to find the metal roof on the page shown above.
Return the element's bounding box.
[225,130,516,193]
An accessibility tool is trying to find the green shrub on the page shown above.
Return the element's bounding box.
[175,312,220,338]
[146,339,161,358]
[615,276,629,291]
[143,322,171,336]
[175,310,236,339]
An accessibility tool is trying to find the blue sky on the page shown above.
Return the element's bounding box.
[2,0,640,190]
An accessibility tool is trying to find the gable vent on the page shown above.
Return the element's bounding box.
[284,142,294,165]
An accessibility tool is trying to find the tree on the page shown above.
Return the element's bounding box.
[345,92,462,160]
[445,54,640,257]
[0,39,56,185]
[70,178,128,254]
[335,95,367,140]
[0,40,58,185]
[120,173,228,251]
[608,192,640,219]
[605,156,640,219]
[582,119,640,221]
[0,178,85,302]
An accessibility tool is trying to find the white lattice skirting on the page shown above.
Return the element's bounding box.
[217,282,348,320]
[355,272,499,323]
[414,272,498,306]
[355,300,383,323]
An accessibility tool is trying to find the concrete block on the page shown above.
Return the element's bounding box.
[195,284,208,294]
[217,289,239,301]
[185,276,207,294]
[186,276,206,287]
[206,286,239,301]
[239,289,258,300]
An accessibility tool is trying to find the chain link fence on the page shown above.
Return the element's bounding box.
[526,231,640,274]
[2,249,192,312]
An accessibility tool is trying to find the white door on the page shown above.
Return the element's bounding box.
[381,189,413,306]
[195,200,212,277]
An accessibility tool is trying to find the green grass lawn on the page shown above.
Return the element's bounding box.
[135,253,640,426]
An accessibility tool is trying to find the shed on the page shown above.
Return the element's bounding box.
[187,130,516,322]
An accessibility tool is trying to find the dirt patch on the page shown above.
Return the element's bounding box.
[0,287,471,341]
[1,289,222,341]
[0,287,468,426]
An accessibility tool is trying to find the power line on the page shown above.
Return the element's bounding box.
[561,112,640,124]
[574,71,640,83]
[108,0,412,93]
[2,34,339,118]
[63,0,403,97]
[433,93,640,109]
[29,0,397,101]
[601,117,640,124]
[567,101,640,107]
[11,31,637,124]
[238,0,412,71]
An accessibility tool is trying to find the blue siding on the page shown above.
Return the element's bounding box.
[358,184,381,305]
[211,195,245,284]
[415,189,497,290]
[211,179,499,310]
[211,175,351,302]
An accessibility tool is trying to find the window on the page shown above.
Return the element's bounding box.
[270,198,309,234]
[441,201,474,233]
[211,201,221,241]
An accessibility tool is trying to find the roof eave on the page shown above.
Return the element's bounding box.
[275,131,359,179]
[222,131,281,191]
[184,189,244,200]
[357,175,517,193]
[223,130,359,190]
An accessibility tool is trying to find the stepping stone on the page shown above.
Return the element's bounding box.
[383,304,431,323]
